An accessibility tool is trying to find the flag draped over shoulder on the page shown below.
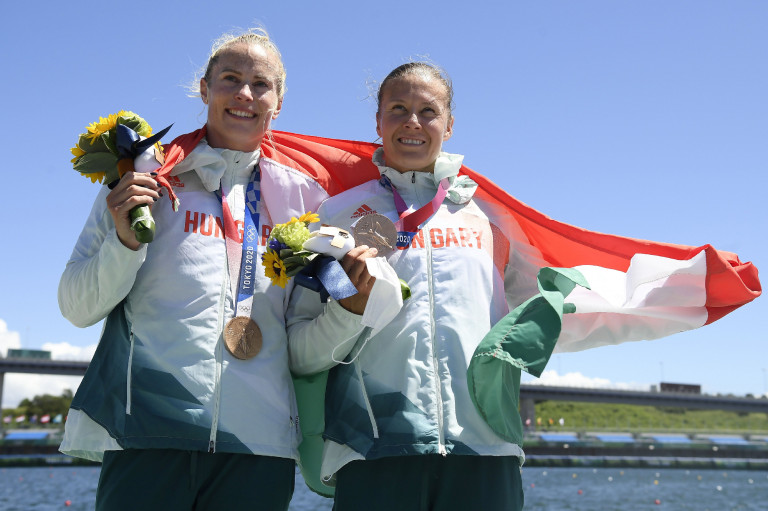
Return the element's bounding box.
[163,128,760,327]
[262,130,760,327]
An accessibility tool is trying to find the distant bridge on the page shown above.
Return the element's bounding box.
[0,358,89,407]
[2,358,767,417]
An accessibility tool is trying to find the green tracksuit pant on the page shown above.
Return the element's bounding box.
[333,454,523,511]
[96,449,295,510]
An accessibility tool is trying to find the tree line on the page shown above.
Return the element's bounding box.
[1,390,73,425]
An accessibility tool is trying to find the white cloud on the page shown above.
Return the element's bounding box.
[42,341,97,361]
[522,369,651,392]
[3,374,83,409]
[0,319,21,358]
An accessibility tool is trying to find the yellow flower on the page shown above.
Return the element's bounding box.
[262,250,289,288]
[83,110,153,144]
[70,145,105,183]
[85,172,106,184]
[86,111,124,144]
[72,110,156,185]
[70,145,85,164]
[298,211,320,224]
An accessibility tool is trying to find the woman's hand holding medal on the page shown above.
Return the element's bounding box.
[338,245,379,314]
[264,213,408,327]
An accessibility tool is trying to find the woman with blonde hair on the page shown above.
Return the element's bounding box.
[59,28,327,510]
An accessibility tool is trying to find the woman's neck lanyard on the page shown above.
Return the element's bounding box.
[217,165,263,360]
[379,174,449,249]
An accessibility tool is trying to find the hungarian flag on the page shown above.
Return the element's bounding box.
[260,130,760,326]
[14,415,25,423]
[163,128,760,341]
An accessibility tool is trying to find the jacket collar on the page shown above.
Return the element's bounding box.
[372,148,477,204]
[171,139,260,192]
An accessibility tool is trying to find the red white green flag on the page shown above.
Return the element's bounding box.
[162,128,760,335]
[260,130,759,324]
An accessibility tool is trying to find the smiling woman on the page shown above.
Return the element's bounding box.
[197,33,285,152]
[375,63,454,173]
[283,56,760,511]
[286,61,531,510]
[57,28,331,511]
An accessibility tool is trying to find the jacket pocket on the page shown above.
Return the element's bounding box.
[355,360,379,439]
[125,330,135,415]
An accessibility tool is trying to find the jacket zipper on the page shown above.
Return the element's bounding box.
[209,255,228,453]
[210,170,241,453]
[418,172,447,456]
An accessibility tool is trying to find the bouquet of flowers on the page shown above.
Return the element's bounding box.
[262,212,326,288]
[262,212,410,301]
[70,110,171,243]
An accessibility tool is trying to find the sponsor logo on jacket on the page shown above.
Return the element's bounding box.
[167,175,185,188]
[351,204,376,219]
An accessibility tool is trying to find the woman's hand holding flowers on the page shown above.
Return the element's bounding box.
[106,171,163,250]
[70,111,172,246]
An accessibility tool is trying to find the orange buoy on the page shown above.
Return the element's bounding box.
[577,490,583,495]
[65,500,72,506]
[654,499,661,505]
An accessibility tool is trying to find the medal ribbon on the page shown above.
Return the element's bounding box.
[219,165,261,318]
[379,175,450,248]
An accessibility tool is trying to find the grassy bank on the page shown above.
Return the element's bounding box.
[535,401,768,434]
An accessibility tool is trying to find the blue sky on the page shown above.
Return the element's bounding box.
[0,1,765,407]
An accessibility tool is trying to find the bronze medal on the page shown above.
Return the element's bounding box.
[353,213,398,255]
[223,316,263,360]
